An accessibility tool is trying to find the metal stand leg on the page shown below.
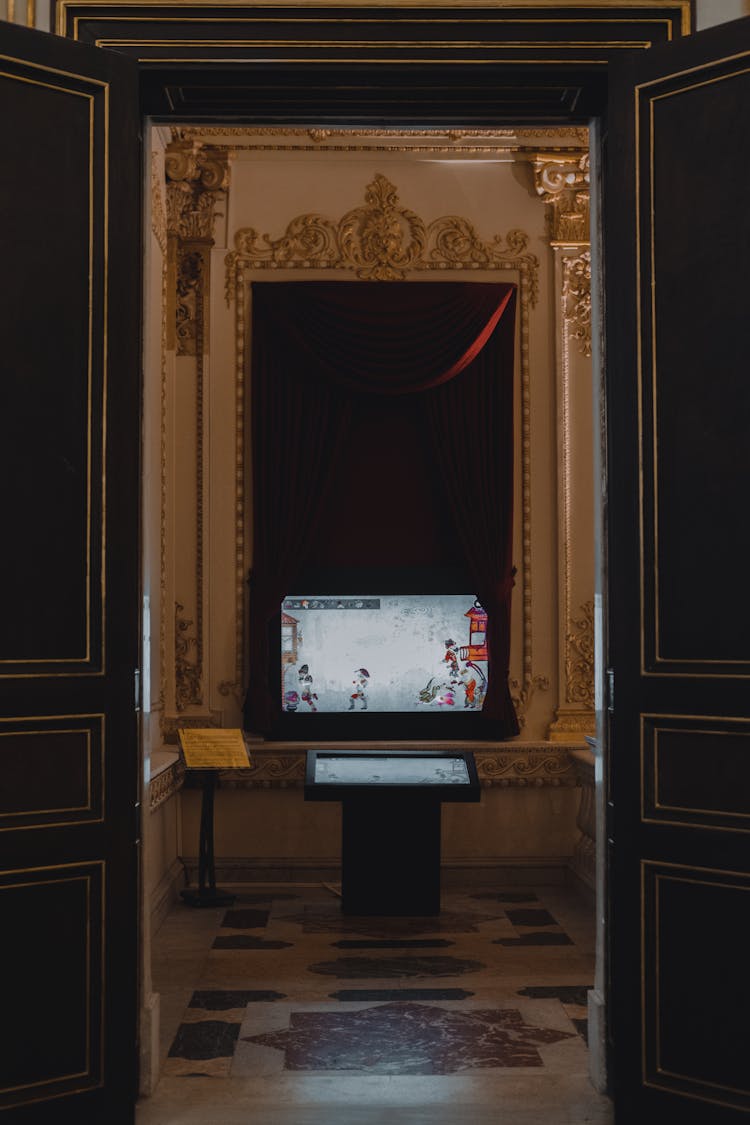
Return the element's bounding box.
[181,772,236,908]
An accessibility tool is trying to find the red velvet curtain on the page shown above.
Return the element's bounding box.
[246,281,518,734]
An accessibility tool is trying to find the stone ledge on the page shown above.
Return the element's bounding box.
[215,742,581,790]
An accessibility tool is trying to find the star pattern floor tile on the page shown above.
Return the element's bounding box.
[157,883,595,1094]
[243,1002,576,1074]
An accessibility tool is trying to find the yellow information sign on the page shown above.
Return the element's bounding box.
[177,728,251,770]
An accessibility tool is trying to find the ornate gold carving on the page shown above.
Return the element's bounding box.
[533,153,590,245]
[549,709,596,742]
[509,673,551,730]
[226,174,539,295]
[175,247,204,357]
[149,758,185,811]
[150,151,167,255]
[563,250,592,359]
[566,600,595,709]
[174,602,202,712]
[165,141,229,243]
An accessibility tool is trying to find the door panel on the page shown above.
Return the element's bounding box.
[605,17,750,1123]
[0,22,140,1123]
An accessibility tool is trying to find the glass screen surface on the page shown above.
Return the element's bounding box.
[313,755,471,785]
[281,594,488,714]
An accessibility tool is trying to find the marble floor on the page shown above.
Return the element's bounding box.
[138,882,612,1125]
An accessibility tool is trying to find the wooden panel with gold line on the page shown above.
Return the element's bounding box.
[0,715,105,831]
[641,714,750,835]
[54,2,689,121]
[0,861,105,1111]
[0,51,109,678]
[635,50,750,677]
[642,861,750,1112]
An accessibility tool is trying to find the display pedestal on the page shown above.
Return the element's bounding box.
[180,771,236,908]
[305,749,480,917]
[342,794,441,915]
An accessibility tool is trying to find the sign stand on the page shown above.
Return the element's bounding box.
[177,728,251,909]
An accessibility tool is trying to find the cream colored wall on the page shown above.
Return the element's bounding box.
[143,128,594,876]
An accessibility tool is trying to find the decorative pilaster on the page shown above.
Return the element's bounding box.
[161,143,229,738]
[531,152,596,742]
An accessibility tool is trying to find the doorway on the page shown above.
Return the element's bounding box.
[139,120,608,1119]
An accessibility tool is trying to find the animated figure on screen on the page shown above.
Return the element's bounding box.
[443,639,461,683]
[298,664,318,711]
[349,667,370,710]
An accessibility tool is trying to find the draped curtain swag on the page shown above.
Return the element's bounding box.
[246,281,518,735]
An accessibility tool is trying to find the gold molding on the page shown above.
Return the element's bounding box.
[562,250,592,358]
[533,152,590,244]
[149,757,185,810]
[174,124,591,146]
[174,601,202,712]
[160,711,223,744]
[566,599,595,708]
[225,172,542,709]
[150,150,167,255]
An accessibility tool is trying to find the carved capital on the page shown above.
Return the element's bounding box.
[165,141,229,243]
[532,153,590,245]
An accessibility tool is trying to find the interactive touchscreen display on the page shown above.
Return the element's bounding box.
[281,594,488,715]
[312,754,471,785]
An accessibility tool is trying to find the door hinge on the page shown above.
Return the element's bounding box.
[606,668,615,713]
[134,667,141,712]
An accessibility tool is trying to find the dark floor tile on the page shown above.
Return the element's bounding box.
[234,893,299,904]
[506,908,558,927]
[494,932,574,947]
[213,935,293,950]
[168,1020,241,1060]
[307,956,485,978]
[220,908,269,929]
[332,939,454,950]
[517,985,592,1006]
[284,907,499,936]
[472,892,539,903]
[329,988,475,1001]
[243,1002,575,1073]
[189,990,286,1008]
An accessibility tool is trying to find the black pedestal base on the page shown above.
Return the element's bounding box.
[341,795,441,916]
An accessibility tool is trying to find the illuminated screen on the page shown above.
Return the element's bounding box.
[281,594,488,714]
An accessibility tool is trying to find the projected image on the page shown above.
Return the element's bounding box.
[281,595,488,714]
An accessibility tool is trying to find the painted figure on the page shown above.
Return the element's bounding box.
[349,667,370,710]
[298,663,318,711]
[443,639,461,682]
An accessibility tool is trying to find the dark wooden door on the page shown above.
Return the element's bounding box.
[605,18,750,1124]
[0,22,140,1124]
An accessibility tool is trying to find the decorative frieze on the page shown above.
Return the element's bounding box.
[214,745,578,790]
[566,600,595,709]
[149,757,185,811]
